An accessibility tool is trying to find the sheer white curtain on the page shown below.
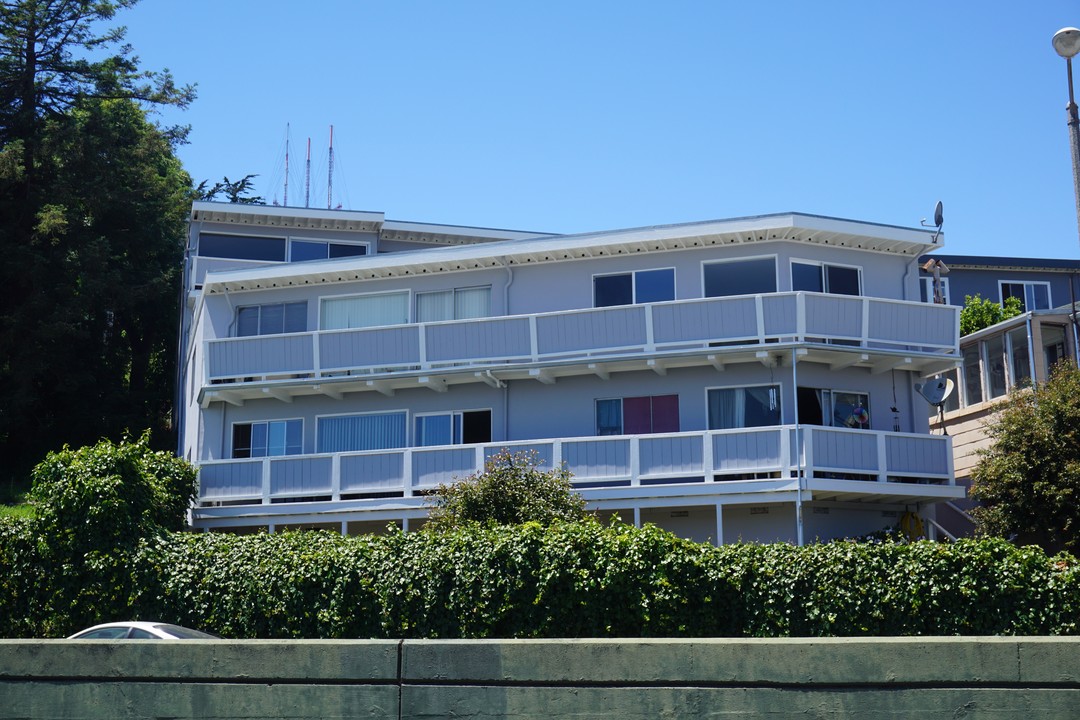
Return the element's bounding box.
[708,389,745,430]
[321,292,409,330]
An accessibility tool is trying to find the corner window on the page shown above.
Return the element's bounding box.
[236,302,307,336]
[416,286,491,323]
[797,388,870,429]
[199,233,285,261]
[962,344,983,405]
[1042,324,1068,369]
[232,419,302,458]
[702,257,777,298]
[415,410,492,446]
[707,385,781,430]
[792,261,861,296]
[1008,327,1032,387]
[596,395,679,435]
[1000,281,1050,312]
[594,268,675,307]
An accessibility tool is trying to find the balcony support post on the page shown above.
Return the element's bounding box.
[331,454,342,501]
[714,503,724,547]
[876,433,888,483]
[261,458,272,505]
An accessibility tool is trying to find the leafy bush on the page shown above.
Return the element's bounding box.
[23,433,197,636]
[424,450,586,531]
[959,293,1023,336]
[128,524,1079,640]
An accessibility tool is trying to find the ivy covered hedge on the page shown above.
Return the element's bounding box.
[127,523,1080,640]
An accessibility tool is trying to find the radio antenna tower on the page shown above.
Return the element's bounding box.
[283,123,290,207]
[304,137,311,209]
[327,125,335,210]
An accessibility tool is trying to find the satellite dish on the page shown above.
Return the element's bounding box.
[915,377,954,407]
[933,201,944,228]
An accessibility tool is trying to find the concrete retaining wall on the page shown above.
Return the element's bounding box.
[2,637,1079,718]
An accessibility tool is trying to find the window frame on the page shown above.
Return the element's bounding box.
[790,258,863,296]
[919,276,951,304]
[288,236,371,262]
[319,289,412,330]
[231,418,304,459]
[592,267,676,308]
[413,408,493,447]
[594,394,680,436]
[998,280,1052,312]
[197,232,286,262]
[704,383,783,431]
[235,301,308,337]
[314,409,409,454]
[700,254,779,299]
[415,285,493,323]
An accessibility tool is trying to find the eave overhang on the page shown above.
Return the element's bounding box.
[199,212,943,296]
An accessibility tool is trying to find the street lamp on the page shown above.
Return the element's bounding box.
[1053,27,1080,251]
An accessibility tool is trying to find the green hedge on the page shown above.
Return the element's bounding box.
[127,522,1080,639]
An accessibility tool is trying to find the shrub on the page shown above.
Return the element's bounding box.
[424,450,586,531]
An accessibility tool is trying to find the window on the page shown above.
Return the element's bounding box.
[703,257,777,298]
[317,412,407,453]
[1042,324,1068,370]
[236,302,307,336]
[594,268,675,307]
[290,239,369,262]
[797,388,870,429]
[596,395,679,435]
[199,233,286,261]
[320,292,409,330]
[792,261,861,296]
[1000,281,1051,312]
[984,335,1008,400]
[232,419,302,459]
[919,277,951,304]
[962,344,983,405]
[707,385,780,430]
[416,286,491,322]
[1008,327,1032,387]
[415,410,492,446]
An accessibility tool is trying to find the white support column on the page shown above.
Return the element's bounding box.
[403,449,413,498]
[876,432,888,483]
[331,454,342,501]
[340,521,347,536]
[529,316,539,361]
[644,305,655,352]
[261,458,272,505]
[861,297,871,346]
[633,506,641,529]
[715,503,724,547]
[312,332,321,378]
[418,325,428,370]
[629,436,641,486]
[796,293,806,341]
[755,295,766,342]
[402,517,410,533]
[702,432,714,481]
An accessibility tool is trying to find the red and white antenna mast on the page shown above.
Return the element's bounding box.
[327,125,335,210]
[283,123,290,207]
[304,137,311,209]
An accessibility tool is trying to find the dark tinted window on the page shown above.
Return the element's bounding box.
[329,243,367,258]
[199,233,285,261]
[595,273,633,307]
[704,258,777,297]
[792,262,823,292]
[635,269,675,304]
[291,240,328,262]
[826,265,860,296]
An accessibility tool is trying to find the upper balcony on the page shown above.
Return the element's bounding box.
[199,292,960,405]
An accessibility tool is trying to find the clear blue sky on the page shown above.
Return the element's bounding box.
[122,1,1080,259]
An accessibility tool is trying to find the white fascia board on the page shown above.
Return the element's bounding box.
[191,200,385,227]
[200,212,940,293]
[381,219,556,242]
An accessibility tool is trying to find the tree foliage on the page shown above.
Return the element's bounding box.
[970,361,1080,554]
[195,173,265,204]
[959,293,1023,336]
[0,1,194,491]
[424,450,587,531]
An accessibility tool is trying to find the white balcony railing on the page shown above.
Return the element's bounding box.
[196,426,954,506]
[202,293,960,384]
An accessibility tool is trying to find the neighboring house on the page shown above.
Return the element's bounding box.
[178,203,963,544]
[918,255,1080,538]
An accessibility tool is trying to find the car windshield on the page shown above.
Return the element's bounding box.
[155,624,219,639]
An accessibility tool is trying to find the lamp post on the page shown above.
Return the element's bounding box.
[1053,27,1080,250]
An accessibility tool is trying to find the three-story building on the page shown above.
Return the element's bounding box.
[179,204,963,543]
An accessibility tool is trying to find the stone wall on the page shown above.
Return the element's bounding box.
[2,637,1079,718]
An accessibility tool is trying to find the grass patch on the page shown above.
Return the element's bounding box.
[0,503,34,520]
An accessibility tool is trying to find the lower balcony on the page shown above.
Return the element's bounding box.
[192,426,960,529]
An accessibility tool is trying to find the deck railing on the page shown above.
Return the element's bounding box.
[203,293,960,384]
[196,426,953,506]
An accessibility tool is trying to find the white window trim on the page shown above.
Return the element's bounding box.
[230,417,304,458]
[699,254,780,298]
[288,235,371,262]
[591,267,677,307]
[789,257,864,296]
[412,408,493,446]
[703,382,784,429]
[998,280,1052,311]
[919,276,951,304]
[318,289,412,330]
